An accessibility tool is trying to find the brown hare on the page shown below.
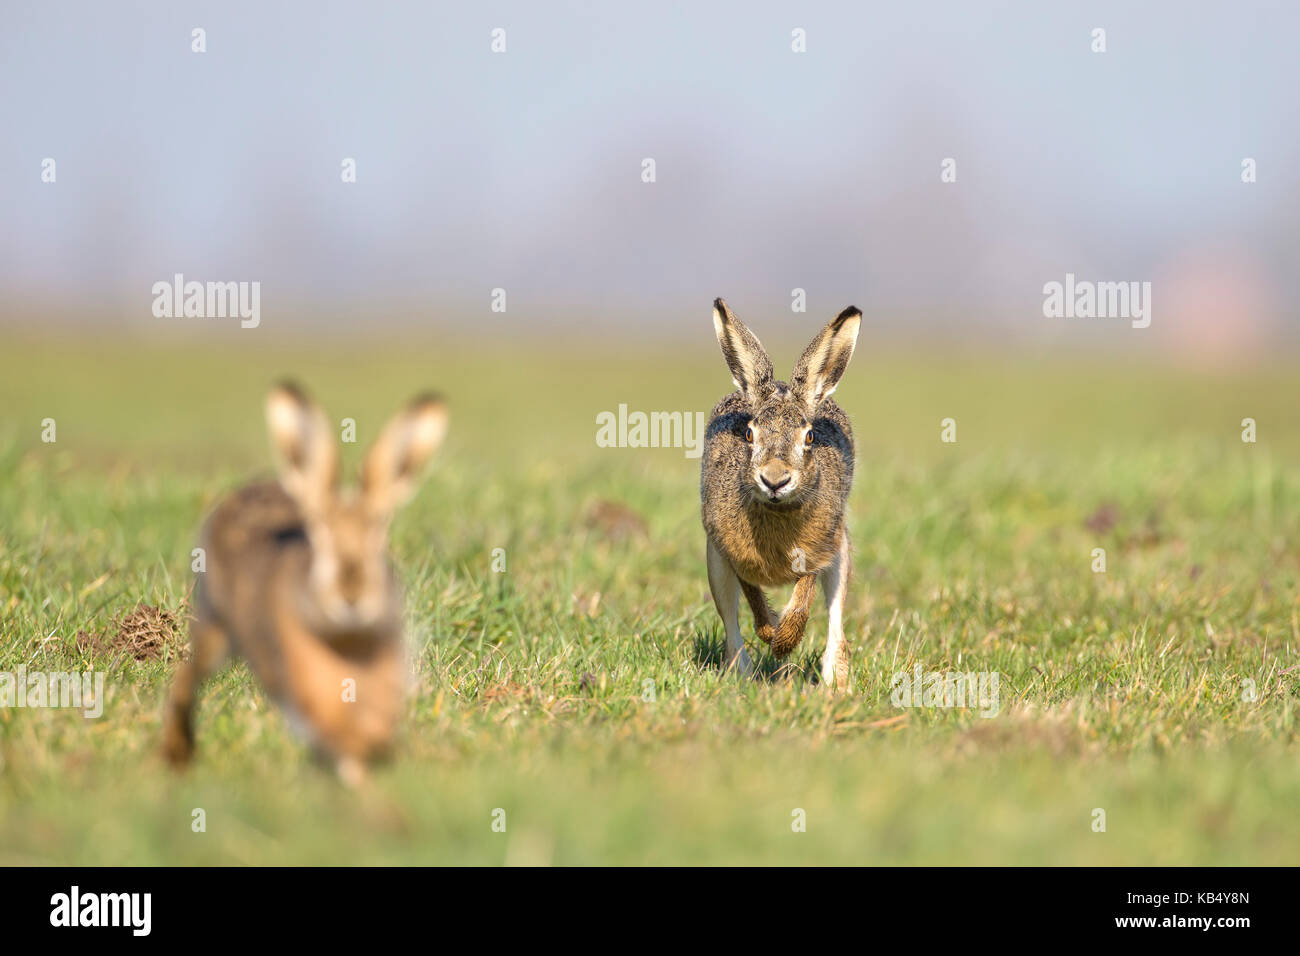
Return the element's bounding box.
[701,298,861,690]
[161,382,448,783]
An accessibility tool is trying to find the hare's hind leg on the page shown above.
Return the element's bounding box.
[819,530,851,692]
[161,613,230,766]
[705,539,754,677]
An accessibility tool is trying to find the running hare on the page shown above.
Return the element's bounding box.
[161,383,448,782]
[701,298,861,689]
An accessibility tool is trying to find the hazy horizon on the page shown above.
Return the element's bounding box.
[3,1,1297,362]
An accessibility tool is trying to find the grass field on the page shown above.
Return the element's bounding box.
[1,329,1298,865]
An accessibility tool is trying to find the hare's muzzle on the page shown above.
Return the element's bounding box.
[755,463,799,501]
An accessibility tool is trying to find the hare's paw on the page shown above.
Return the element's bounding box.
[821,653,850,693]
[771,609,809,658]
[336,755,368,788]
[726,645,755,678]
[160,729,193,767]
[160,709,195,767]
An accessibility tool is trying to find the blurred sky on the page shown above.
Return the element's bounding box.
[2,0,1297,352]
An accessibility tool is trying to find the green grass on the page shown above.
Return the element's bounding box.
[1,329,1298,864]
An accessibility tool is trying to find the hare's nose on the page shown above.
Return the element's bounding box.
[338,560,364,601]
[760,469,792,493]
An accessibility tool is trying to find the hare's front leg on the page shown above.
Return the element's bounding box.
[771,574,817,658]
[820,530,851,692]
[705,539,754,677]
[162,613,230,765]
[740,580,777,646]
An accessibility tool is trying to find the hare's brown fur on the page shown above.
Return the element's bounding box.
[700,298,860,686]
[162,385,446,780]
[162,483,405,769]
[702,390,853,591]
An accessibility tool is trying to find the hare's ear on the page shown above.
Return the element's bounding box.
[791,306,862,410]
[265,382,339,516]
[361,394,448,516]
[712,297,773,405]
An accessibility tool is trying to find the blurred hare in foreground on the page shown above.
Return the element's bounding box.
[162,382,447,783]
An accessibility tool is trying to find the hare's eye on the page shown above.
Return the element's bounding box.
[745,426,754,443]
[804,429,814,447]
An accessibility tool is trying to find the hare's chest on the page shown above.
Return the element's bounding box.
[275,610,406,760]
[722,508,839,588]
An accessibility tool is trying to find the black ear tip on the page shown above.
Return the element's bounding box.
[713,296,728,312]
[409,391,447,411]
[271,380,309,403]
[835,306,863,325]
